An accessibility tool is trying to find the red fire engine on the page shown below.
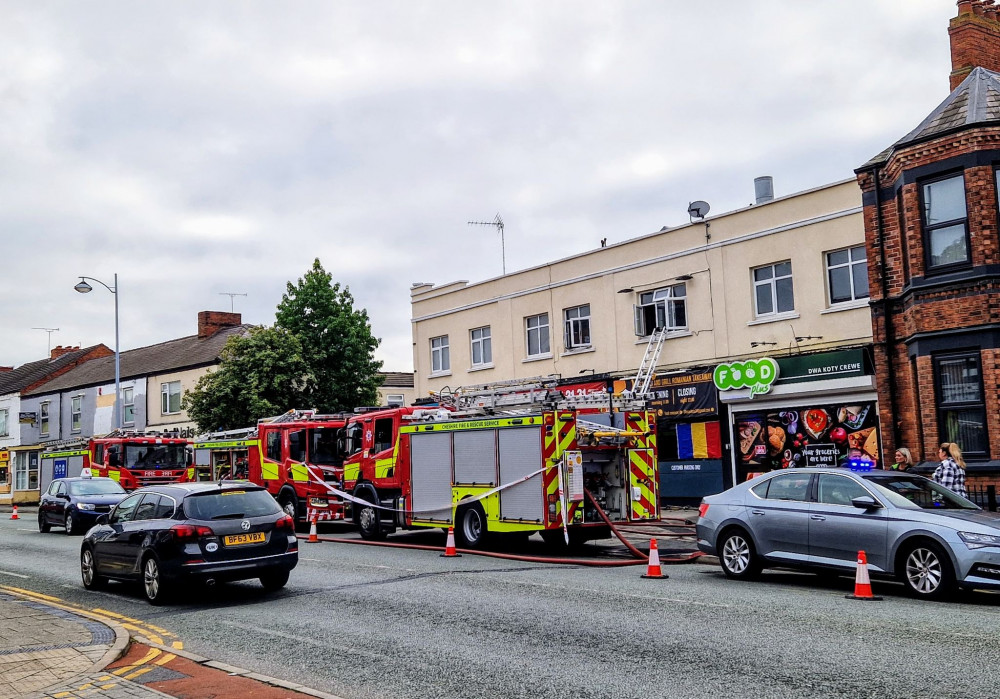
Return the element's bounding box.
[86,431,193,490]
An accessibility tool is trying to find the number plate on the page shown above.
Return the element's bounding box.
[223,532,265,546]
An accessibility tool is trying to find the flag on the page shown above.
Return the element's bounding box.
[676,421,722,459]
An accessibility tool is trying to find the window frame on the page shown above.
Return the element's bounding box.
[0,409,7,438]
[430,335,450,374]
[469,326,492,367]
[825,245,870,305]
[752,261,795,318]
[161,381,182,415]
[563,305,592,350]
[525,313,551,358]
[920,171,972,273]
[385,394,405,407]
[933,350,989,459]
[122,386,135,426]
[40,401,50,437]
[71,395,83,433]
[634,284,687,337]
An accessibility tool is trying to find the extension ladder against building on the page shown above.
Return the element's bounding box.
[632,327,668,397]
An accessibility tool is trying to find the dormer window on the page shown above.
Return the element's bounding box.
[922,173,970,270]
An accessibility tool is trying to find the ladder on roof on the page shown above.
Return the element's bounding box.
[632,327,668,397]
[432,375,648,414]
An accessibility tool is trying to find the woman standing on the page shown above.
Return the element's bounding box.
[889,447,913,472]
[933,442,967,498]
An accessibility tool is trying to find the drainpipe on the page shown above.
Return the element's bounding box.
[870,165,901,452]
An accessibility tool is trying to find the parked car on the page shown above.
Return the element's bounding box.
[39,477,128,535]
[697,468,1000,599]
[80,481,298,604]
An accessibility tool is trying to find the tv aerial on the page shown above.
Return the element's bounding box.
[32,327,59,355]
[219,292,247,312]
[467,213,506,275]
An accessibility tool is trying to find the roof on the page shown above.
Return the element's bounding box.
[860,67,1000,169]
[379,372,415,388]
[0,345,111,396]
[24,324,252,397]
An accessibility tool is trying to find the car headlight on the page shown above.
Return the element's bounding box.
[959,531,1000,549]
[77,503,96,511]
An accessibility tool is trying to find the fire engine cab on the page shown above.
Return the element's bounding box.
[87,431,193,490]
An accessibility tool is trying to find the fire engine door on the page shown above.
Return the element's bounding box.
[627,448,657,520]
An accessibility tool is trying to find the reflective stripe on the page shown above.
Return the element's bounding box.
[261,461,279,481]
[186,468,195,482]
[290,463,308,482]
[108,469,120,483]
[629,448,657,520]
[375,457,394,479]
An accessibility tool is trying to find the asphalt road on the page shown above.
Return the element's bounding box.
[4,514,1000,699]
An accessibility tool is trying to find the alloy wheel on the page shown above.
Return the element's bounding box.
[906,547,942,594]
[723,535,751,575]
[144,558,161,601]
[81,550,95,586]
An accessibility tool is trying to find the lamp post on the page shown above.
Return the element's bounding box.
[74,274,120,429]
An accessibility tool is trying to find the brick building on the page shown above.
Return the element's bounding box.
[857,0,1000,477]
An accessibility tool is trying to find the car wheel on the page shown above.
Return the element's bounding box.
[38,512,50,533]
[900,541,954,600]
[260,570,290,591]
[718,528,762,580]
[456,503,488,549]
[81,547,106,590]
[357,493,385,541]
[142,556,170,605]
[64,510,77,536]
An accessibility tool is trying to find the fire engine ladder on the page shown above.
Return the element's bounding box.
[632,327,668,397]
[258,408,316,425]
[441,375,563,411]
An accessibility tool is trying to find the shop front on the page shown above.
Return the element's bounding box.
[9,445,41,504]
[0,450,10,501]
[717,348,880,485]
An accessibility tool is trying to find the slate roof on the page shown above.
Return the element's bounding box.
[0,345,111,396]
[23,324,252,397]
[379,372,415,388]
[860,67,1000,169]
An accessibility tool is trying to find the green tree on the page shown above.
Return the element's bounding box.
[274,258,383,412]
[183,326,311,432]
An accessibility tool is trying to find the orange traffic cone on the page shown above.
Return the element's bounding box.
[846,550,882,600]
[9,505,18,521]
[307,513,319,543]
[641,538,668,579]
[440,527,461,557]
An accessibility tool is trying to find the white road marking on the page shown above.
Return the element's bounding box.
[0,570,29,579]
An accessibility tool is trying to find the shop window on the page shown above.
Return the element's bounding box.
[826,246,869,305]
[161,381,181,415]
[71,395,83,433]
[470,327,492,367]
[0,409,7,438]
[40,402,50,436]
[123,387,135,425]
[922,173,970,270]
[430,336,450,374]
[14,451,38,490]
[935,351,988,458]
[635,285,686,336]
[752,262,794,317]
[564,305,591,349]
[525,313,550,357]
[373,418,394,454]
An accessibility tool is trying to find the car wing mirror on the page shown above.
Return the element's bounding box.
[57,493,69,500]
[851,495,880,509]
[96,514,109,525]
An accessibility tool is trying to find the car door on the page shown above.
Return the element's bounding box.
[40,481,60,525]
[120,494,161,571]
[745,472,813,564]
[95,492,142,575]
[52,481,69,522]
[809,473,890,572]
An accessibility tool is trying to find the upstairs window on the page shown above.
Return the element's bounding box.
[470,327,492,367]
[71,395,83,432]
[161,381,181,415]
[40,402,50,436]
[753,262,794,317]
[0,409,7,438]
[564,305,591,349]
[826,246,869,304]
[525,313,550,357]
[935,351,987,458]
[922,173,970,270]
[122,387,135,426]
[430,336,450,374]
[635,285,686,336]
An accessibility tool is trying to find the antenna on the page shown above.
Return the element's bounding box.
[467,213,506,275]
[32,327,59,355]
[688,200,710,222]
[219,292,247,312]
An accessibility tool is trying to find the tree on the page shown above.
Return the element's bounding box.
[274,258,383,412]
[183,326,312,432]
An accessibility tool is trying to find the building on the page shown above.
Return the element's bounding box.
[377,372,416,407]
[411,178,879,496]
[857,0,1000,477]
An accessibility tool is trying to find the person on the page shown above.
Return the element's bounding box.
[933,442,967,498]
[889,447,913,472]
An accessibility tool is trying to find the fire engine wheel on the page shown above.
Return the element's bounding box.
[357,496,386,541]
[279,494,298,521]
[456,503,488,549]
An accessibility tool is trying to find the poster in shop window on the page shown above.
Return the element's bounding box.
[736,401,879,471]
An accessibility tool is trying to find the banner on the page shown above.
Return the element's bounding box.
[648,371,718,418]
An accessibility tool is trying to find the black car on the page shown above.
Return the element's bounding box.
[80,481,298,604]
[39,477,128,535]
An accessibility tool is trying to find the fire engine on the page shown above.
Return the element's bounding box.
[338,377,660,548]
[192,410,350,523]
[86,431,194,490]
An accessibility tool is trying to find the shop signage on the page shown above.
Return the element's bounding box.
[775,349,869,385]
[18,412,36,424]
[803,444,839,468]
[713,358,779,397]
[0,450,8,463]
[648,371,718,418]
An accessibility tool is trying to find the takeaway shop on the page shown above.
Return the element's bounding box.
[716,347,881,484]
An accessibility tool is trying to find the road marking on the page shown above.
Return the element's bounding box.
[112,647,161,675]
[216,619,381,659]
[0,570,29,579]
[155,653,176,665]
[125,666,155,681]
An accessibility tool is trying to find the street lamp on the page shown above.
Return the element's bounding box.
[74,274,121,429]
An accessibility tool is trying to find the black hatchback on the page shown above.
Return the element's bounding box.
[80,481,298,604]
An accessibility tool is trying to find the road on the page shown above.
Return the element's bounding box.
[4,515,1000,698]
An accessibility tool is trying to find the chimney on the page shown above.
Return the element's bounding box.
[198,311,242,338]
[50,345,81,359]
[950,0,1000,90]
[0,367,12,373]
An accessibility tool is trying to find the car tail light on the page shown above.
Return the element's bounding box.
[274,515,295,531]
[698,503,710,518]
[170,524,214,541]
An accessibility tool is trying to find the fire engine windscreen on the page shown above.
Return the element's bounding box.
[125,445,187,470]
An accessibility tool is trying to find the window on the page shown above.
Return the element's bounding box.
[564,305,591,349]
[14,451,38,490]
[373,417,394,454]
[935,351,988,457]
[758,473,811,501]
[122,387,135,425]
[161,381,181,414]
[265,430,282,462]
[386,394,405,407]
[133,494,160,521]
[289,429,305,462]
[817,474,872,506]
[525,313,550,357]
[430,336,450,374]
[155,495,177,519]
[753,261,794,316]
[635,285,687,336]
[71,396,83,433]
[40,402,50,436]
[110,493,142,524]
[0,409,6,438]
[826,246,869,304]
[922,173,970,270]
[470,327,492,366]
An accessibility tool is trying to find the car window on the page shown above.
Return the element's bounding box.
[56,482,67,496]
[818,474,872,506]
[110,493,143,524]
[183,489,282,521]
[154,496,176,519]
[68,480,126,496]
[47,481,60,496]
[762,473,811,501]
[132,494,161,521]
[863,474,980,510]
[750,481,770,498]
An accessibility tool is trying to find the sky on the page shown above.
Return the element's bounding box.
[0,1,958,372]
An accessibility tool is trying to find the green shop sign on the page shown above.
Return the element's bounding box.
[713,358,779,397]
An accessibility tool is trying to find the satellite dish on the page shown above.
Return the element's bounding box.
[688,201,710,221]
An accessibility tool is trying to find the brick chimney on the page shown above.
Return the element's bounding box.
[198,311,242,338]
[0,367,12,373]
[50,345,81,359]
[950,0,1000,89]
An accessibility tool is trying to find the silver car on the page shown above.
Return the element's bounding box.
[696,468,1000,599]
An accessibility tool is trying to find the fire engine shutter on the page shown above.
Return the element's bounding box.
[498,427,544,521]
[409,432,453,522]
[454,430,496,486]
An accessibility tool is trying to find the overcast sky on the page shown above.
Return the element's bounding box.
[1,1,956,372]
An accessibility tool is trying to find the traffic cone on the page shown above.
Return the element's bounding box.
[641,538,668,579]
[846,550,882,600]
[307,513,319,543]
[10,505,18,521]
[440,527,461,557]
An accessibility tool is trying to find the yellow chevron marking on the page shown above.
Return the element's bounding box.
[155,653,176,666]
[125,666,155,681]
